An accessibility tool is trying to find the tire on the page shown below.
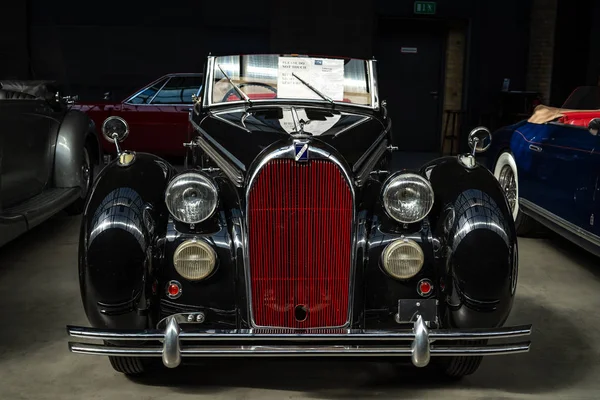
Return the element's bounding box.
[64,143,94,215]
[433,340,486,379]
[108,356,147,375]
[493,151,535,236]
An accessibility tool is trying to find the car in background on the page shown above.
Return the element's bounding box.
[0,80,100,247]
[73,73,203,161]
[67,53,531,379]
[486,86,600,257]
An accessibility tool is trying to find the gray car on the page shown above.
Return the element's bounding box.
[0,80,101,247]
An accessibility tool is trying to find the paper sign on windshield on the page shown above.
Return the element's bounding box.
[277,57,345,101]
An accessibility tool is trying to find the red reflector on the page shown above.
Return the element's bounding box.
[418,279,433,296]
[168,284,179,296]
[166,280,182,299]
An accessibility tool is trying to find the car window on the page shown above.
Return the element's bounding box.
[151,76,203,104]
[127,78,168,104]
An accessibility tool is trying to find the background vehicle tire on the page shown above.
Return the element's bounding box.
[108,356,147,375]
[493,151,534,236]
[64,143,94,215]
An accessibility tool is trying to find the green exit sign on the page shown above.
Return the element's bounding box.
[414,1,436,14]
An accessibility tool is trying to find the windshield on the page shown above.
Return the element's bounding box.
[206,54,376,108]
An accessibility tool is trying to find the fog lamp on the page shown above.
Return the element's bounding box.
[173,240,216,281]
[381,238,425,280]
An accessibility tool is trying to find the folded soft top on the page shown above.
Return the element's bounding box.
[0,80,58,100]
[528,104,600,124]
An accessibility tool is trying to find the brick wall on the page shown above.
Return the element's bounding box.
[526,0,558,104]
[441,25,467,155]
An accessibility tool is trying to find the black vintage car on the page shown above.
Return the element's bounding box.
[67,54,531,378]
[0,80,100,247]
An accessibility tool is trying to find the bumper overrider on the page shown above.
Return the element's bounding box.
[67,315,532,369]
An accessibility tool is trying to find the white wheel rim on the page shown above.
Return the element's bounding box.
[494,152,519,221]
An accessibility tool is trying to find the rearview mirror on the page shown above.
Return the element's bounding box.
[102,116,129,144]
[588,118,600,136]
[467,126,492,154]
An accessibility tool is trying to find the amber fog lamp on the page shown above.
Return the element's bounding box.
[381,238,425,280]
[382,173,434,224]
[173,240,216,281]
[165,172,218,224]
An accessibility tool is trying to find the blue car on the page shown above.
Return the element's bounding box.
[486,86,600,256]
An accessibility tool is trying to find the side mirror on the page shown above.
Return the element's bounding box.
[467,126,492,155]
[588,118,600,136]
[102,116,129,154]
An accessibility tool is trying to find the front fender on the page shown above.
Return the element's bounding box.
[422,156,517,329]
[79,153,177,329]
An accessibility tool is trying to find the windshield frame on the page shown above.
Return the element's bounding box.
[201,54,380,111]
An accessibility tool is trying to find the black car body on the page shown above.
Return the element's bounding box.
[67,54,531,378]
[0,80,100,247]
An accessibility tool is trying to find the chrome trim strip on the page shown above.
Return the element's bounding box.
[355,138,388,186]
[210,111,251,133]
[67,324,533,341]
[244,144,357,329]
[520,198,600,247]
[368,59,379,111]
[192,120,246,171]
[189,118,245,186]
[352,128,389,172]
[332,116,371,138]
[70,342,531,358]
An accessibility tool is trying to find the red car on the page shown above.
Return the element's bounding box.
[74,73,203,161]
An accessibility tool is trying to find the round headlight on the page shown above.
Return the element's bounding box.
[173,239,216,281]
[382,173,434,224]
[165,172,218,224]
[381,238,425,280]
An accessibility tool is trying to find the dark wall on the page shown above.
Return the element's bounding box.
[20,0,532,130]
[0,2,29,79]
[550,0,593,106]
[374,0,531,147]
[586,0,600,86]
[28,0,272,100]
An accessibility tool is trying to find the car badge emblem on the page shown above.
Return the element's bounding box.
[294,142,309,162]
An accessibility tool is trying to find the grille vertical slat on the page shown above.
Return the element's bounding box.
[248,159,353,328]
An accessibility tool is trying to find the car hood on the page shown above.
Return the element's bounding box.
[195,106,388,172]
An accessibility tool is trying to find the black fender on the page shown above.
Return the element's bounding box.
[54,109,100,190]
[421,156,518,329]
[78,153,177,329]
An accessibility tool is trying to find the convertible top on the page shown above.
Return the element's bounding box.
[0,80,58,100]
[528,104,600,124]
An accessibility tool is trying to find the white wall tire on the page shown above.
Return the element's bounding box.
[493,151,534,235]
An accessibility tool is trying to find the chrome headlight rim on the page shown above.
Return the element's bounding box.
[381,171,434,224]
[173,238,218,281]
[165,171,219,224]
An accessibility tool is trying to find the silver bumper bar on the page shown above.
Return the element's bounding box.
[67,316,532,368]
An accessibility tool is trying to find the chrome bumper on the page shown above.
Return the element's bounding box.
[67,316,532,369]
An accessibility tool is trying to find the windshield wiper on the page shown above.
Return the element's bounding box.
[292,72,334,105]
[217,64,251,104]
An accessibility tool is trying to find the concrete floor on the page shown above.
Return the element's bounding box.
[1,213,599,400]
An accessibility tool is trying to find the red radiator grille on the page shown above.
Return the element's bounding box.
[248,158,353,328]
